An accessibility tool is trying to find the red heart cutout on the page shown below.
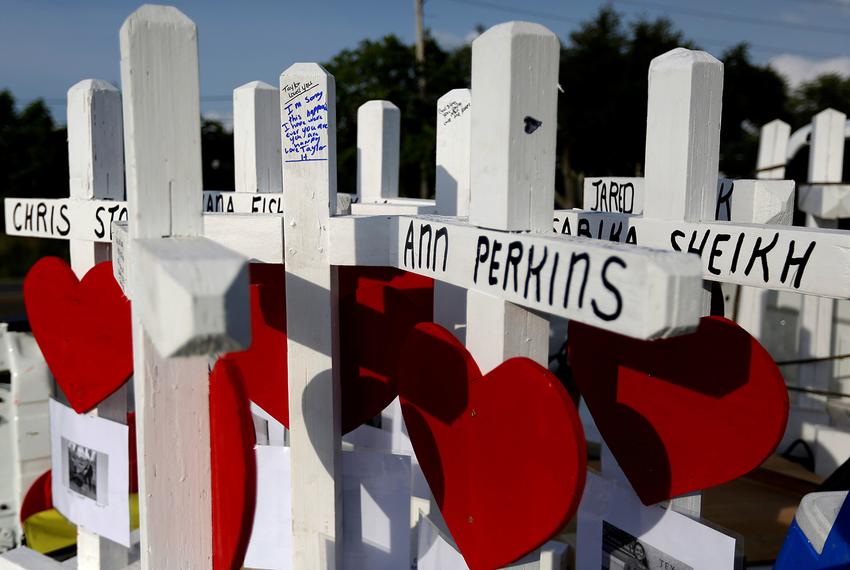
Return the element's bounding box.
[24,257,132,413]
[226,265,432,434]
[568,316,789,505]
[221,264,288,425]
[398,323,586,570]
[338,266,433,433]
[210,358,257,570]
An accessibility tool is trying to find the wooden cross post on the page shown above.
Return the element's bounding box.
[66,80,130,570]
[464,22,558,373]
[796,109,847,417]
[735,119,792,338]
[279,63,342,569]
[119,6,249,567]
[434,88,471,343]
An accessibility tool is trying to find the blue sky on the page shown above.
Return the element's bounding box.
[2,0,849,126]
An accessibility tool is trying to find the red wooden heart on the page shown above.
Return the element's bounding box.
[220,264,288,425]
[225,265,432,434]
[398,323,586,570]
[24,257,132,413]
[567,316,789,505]
[210,358,257,570]
[338,266,433,433]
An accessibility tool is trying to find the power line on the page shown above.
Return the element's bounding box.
[611,0,850,36]
[444,0,849,58]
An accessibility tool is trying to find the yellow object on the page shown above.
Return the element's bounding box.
[23,494,141,554]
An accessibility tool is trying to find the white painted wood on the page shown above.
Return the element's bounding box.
[202,214,285,263]
[233,81,282,194]
[330,214,702,339]
[280,62,342,570]
[434,88,472,343]
[468,22,559,233]
[644,48,722,225]
[466,22,560,374]
[202,190,284,214]
[121,5,202,241]
[798,109,847,413]
[798,183,850,219]
[67,79,129,570]
[552,203,850,298]
[0,547,65,570]
[435,89,471,218]
[583,177,644,214]
[119,7,248,568]
[349,198,435,215]
[357,100,400,203]
[756,119,791,180]
[131,237,250,357]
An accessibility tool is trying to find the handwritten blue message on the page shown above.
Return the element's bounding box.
[281,80,329,163]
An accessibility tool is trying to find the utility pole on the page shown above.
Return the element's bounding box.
[414,0,429,198]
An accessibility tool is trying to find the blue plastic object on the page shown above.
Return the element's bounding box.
[775,491,850,569]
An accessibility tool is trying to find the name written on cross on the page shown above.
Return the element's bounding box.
[281,79,329,162]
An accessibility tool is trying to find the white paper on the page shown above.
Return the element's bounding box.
[243,446,411,570]
[577,472,737,570]
[243,446,293,570]
[416,512,468,570]
[49,398,130,546]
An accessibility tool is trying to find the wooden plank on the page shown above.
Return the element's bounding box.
[798,109,846,413]
[465,22,560,373]
[434,88,472,343]
[756,119,791,180]
[280,62,342,569]
[233,81,282,194]
[66,78,129,570]
[582,177,644,214]
[356,100,400,203]
[468,22,559,233]
[120,7,243,568]
[202,190,285,213]
[435,88,471,217]
[552,209,849,298]
[329,214,703,340]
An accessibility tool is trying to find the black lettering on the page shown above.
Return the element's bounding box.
[561,218,571,235]
[215,194,224,212]
[504,241,523,292]
[473,235,489,283]
[600,183,608,212]
[609,182,619,212]
[434,227,449,271]
[564,252,590,309]
[591,180,602,211]
[715,180,733,221]
[623,183,635,214]
[524,245,548,302]
[730,233,745,272]
[252,196,261,213]
[94,207,106,239]
[744,232,780,282]
[488,241,503,286]
[687,230,710,257]
[418,224,432,269]
[226,196,234,213]
[12,203,22,231]
[578,218,592,238]
[625,226,637,244]
[670,230,685,251]
[36,202,47,232]
[592,256,626,321]
[781,240,816,289]
[24,204,34,230]
[206,194,214,211]
[404,221,415,268]
[57,205,70,236]
[708,233,731,275]
[609,221,622,242]
[548,252,560,306]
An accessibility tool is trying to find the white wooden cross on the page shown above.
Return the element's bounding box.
[289,20,707,570]
[119,6,249,568]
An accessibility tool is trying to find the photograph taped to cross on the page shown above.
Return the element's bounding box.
[62,438,108,505]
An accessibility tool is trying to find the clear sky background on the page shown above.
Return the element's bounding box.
[2,0,849,126]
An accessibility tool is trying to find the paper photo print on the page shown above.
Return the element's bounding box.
[49,398,130,546]
[62,438,108,504]
[602,521,693,570]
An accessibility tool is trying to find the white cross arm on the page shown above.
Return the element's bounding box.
[553,210,850,298]
[131,236,250,357]
[583,177,792,224]
[329,214,703,339]
[798,184,850,219]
